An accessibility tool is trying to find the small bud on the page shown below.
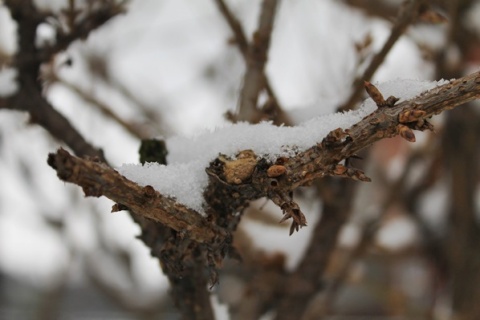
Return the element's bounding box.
[364,81,386,107]
[143,185,156,197]
[346,168,371,182]
[398,124,416,142]
[267,165,287,178]
[333,164,348,175]
[385,96,399,107]
[399,110,426,123]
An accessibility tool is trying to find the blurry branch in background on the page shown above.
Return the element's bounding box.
[0,0,182,318]
[308,147,434,317]
[237,0,277,121]
[215,0,290,125]
[37,0,126,63]
[52,74,151,140]
[344,0,403,19]
[0,0,124,160]
[432,1,480,317]
[339,0,429,111]
[80,50,171,136]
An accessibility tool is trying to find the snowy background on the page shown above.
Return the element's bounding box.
[1,0,475,318]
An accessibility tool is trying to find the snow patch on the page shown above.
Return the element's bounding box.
[0,67,18,97]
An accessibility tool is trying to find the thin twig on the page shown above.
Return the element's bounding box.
[214,0,249,57]
[57,77,151,139]
[238,0,278,121]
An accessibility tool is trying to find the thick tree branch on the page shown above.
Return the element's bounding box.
[47,148,228,245]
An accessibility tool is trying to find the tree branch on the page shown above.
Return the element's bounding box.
[47,148,229,245]
[215,0,289,125]
[48,70,480,256]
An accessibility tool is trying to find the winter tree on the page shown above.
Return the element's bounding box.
[1,0,480,319]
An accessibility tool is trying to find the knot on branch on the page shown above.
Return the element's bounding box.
[220,149,258,185]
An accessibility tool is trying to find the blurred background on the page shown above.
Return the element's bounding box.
[0,0,479,319]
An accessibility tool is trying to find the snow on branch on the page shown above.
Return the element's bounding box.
[48,71,480,243]
[118,77,449,213]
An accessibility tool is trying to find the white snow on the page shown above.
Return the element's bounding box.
[119,78,450,213]
[0,211,69,288]
[0,67,18,97]
[0,5,17,55]
[36,22,57,48]
[376,215,418,251]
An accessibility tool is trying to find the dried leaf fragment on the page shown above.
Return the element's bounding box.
[269,191,307,235]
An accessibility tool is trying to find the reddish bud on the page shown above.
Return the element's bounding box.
[398,125,416,142]
[364,81,386,107]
